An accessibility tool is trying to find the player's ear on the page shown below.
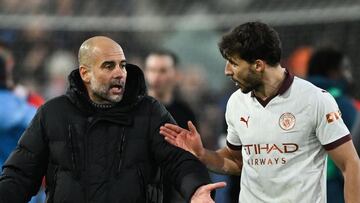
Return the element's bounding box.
[79,65,91,83]
[254,59,265,72]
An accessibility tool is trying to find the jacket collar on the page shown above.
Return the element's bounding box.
[66,63,147,118]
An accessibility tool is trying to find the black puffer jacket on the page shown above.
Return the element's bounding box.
[0,64,211,203]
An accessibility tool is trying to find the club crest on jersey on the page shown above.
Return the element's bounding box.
[279,112,296,131]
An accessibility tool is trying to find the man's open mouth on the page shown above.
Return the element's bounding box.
[110,84,124,94]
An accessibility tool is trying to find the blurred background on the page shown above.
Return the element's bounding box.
[1,0,360,202]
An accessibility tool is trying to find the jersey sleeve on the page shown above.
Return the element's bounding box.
[225,97,242,150]
[315,90,351,150]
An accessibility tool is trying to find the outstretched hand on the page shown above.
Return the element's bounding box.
[160,121,204,157]
[191,182,227,203]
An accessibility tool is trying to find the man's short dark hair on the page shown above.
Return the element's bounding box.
[218,22,282,66]
[308,47,344,77]
[146,50,179,67]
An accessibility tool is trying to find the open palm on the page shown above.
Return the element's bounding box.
[160,121,227,202]
[160,121,204,157]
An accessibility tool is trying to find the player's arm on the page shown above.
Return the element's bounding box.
[327,140,360,203]
[198,147,242,175]
[160,121,243,175]
[315,90,360,203]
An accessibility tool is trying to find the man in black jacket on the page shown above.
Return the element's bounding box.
[0,36,225,203]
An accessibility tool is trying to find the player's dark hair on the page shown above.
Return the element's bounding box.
[218,22,282,66]
[146,49,179,67]
[308,47,344,77]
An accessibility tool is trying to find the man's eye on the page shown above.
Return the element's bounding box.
[121,63,126,69]
[104,64,114,69]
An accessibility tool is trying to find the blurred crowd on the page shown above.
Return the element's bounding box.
[2,0,359,16]
[0,0,238,16]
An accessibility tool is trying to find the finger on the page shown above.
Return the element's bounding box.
[203,182,227,191]
[187,121,198,135]
[160,127,179,138]
[159,130,174,140]
[164,123,186,133]
[164,137,177,146]
[160,128,178,139]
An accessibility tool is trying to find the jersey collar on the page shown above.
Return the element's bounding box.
[251,70,294,107]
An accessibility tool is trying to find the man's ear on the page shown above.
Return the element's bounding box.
[79,65,91,83]
[254,60,266,72]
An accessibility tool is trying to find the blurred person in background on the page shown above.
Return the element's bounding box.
[177,67,222,149]
[0,41,46,203]
[145,50,197,129]
[145,50,198,203]
[14,84,45,108]
[0,40,44,108]
[177,67,208,112]
[286,46,313,79]
[308,47,357,129]
[307,47,359,203]
[175,65,227,202]
[43,50,76,99]
[0,36,224,202]
[0,41,15,88]
[0,54,36,171]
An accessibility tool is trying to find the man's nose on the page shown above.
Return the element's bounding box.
[113,64,126,77]
[224,62,233,76]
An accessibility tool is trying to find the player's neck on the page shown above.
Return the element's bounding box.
[254,65,286,100]
[148,89,173,105]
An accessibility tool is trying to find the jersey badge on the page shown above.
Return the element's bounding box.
[279,112,296,131]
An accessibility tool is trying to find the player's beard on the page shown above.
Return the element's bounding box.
[89,76,125,103]
[237,69,262,94]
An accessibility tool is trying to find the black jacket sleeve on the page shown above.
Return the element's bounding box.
[0,107,48,203]
[149,100,211,202]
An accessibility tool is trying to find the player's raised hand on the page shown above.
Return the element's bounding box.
[191,182,227,203]
[160,121,204,157]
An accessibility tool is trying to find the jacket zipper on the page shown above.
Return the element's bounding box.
[116,127,126,176]
[68,125,80,179]
[83,119,126,202]
[83,118,97,203]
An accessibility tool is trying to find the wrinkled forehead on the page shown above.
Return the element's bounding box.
[92,43,126,63]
